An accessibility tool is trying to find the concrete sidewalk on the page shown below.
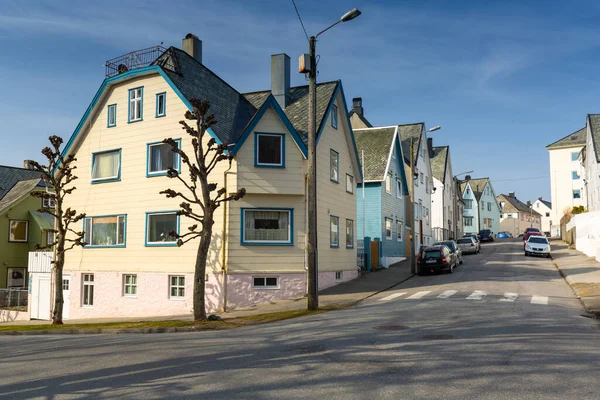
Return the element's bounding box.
[552,240,600,314]
[0,262,414,326]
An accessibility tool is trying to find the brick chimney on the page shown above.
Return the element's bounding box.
[271,54,290,109]
[509,191,515,198]
[182,33,202,63]
[23,160,35,170]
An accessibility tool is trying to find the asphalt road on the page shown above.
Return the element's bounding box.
[1,240,599,399]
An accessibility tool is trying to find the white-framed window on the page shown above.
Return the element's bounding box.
[84,215,126,247]
[156,92,166,117]
[331,104,338,129]
[62,279,69,291]
[396,220,402,240]
[256,133,284,167]
[425,208,430,225]
[169,275,185,299]
[107,104,117,127]
[330,216,340,248]
[128,87,143,122]
[396,179,403,198]
[42,195,56,209]
[123,274,137,297]
[46,231,55,247]
[8,220,28,243]
[385,218,392,240]
[386,173,392,193]
[488,202,492,211]
[330,149,339,182]
[147,140,181,176]
[146,212,178,246]
[82,274,94,307]
[253,276,279,289]
[346,219,354,248]
[242,209,292,245]
[414,167,419,186]
[335,271,343,282]
[91,149,121,182]
[573,189,581,199]
[346,174,354,194]
[546,212,550,217]
[464,216,473,226]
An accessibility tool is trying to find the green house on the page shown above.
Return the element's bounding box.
[0,165,54,289]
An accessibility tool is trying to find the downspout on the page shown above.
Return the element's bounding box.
[305,173,309,296]
[221,162,233,312]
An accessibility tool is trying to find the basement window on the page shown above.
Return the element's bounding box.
[253,276,279,289]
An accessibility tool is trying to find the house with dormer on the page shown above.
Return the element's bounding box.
[51,34,361,320]
[460,177,500,235]
[354,126,409,267]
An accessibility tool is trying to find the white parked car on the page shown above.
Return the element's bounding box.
[457,237,479,254]
[525,236,551,257]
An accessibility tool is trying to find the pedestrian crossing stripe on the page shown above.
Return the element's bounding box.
[437,290,457,298]
[466,290,486,300]
[376,290,549,305]
[378,292,406,302]
[531,295,548,305]
[406,291,431,299]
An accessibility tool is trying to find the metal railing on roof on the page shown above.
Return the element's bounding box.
[105,46,168,78]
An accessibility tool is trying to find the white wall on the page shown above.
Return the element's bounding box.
[532,199,552,233]
[549,146,586,234]
[585,124,600,213]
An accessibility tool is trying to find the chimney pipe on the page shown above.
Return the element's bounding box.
[427,137,434,159]
[527,200,531,207]
[271,54,290,109]
[352,97,364,117]
[182,33,202,64]
[23,160,35,170]
[509,191,515,198]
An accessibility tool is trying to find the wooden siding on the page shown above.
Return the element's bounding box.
[356,183,382,240]
[63,73,228,275]
[380,142,406,257]
[235,107,306,195]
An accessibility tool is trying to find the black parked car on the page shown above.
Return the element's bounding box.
[417,245,458,275]
[479,229,494,242]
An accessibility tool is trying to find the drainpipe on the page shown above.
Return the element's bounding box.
[305,173,309,296]
[221,162,233,312]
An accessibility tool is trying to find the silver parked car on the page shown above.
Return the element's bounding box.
[457,237,479,254]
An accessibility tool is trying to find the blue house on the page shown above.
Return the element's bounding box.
[354,126,410,267]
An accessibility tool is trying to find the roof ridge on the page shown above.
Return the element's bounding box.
[353,125,398,131]
[242,80,339,95]
[397,122,425,127]
[545,126,586,149]
[0,164,37,171]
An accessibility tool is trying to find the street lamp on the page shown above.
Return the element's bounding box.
[303,8,361,311]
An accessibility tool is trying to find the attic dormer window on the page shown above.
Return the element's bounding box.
[255,133,284,168]
[128,87,143,123]
[331,104,338,129]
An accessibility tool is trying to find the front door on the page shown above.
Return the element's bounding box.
[62,276,71,320]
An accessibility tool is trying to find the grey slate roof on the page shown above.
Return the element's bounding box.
[353,127,396,181]
[0,178,41,215]
[153,47,257,145]
[0,165,42,201]
[243,81,338,147]
[497,194,542,217]
[538,198,552,209]
[430,146,448,183]
[588,114,600,163]
[546,127,587,150]
[460,178,489,202]
[398,123,424,166]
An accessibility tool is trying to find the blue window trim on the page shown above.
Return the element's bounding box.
[254,132,285,168]
[127,86,144,123]
[330,215,340,248]
[146,138,182,178]
[572,171,580,180]
[330,149,339,183]
[91,148,122,184]
[145,211,180,247]
[82,214,127,249]
[155,92,166,118]
[346,218,354,249]
[331,104,338,129]
[240,208,294,246]
[107,104,117,128]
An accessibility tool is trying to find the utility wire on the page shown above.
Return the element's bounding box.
[291,0,309,41]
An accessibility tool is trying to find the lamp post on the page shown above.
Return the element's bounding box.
[305,8,361,311]
[409,125,441,275]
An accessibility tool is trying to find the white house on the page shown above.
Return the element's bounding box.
[584,115,600,212]
[430,143,456,240]
[532,197,552,234]
[546,127,587,236]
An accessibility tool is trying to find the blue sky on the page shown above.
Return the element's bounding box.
[1,0,598,202]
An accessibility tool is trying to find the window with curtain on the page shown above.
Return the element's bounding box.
[346,219,354,248]
[330,216,339,247]
[147,213,178,244]
[92,150,120,181]
[386,173,391,192]
[330,149,339,182]
[148,142,179,175]
[256,134,283,166]
[385,218,392,240]
[346,174,354,194]
[83,215,125,247]
[243,209,291,244]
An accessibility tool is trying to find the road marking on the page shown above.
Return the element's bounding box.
[378,292,406,302]
[531,295,548,305]
[437,290,457,299]
[466,290,486,300]
[499,292,518,302]
[406,291,431,299]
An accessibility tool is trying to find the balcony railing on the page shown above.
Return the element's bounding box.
[105,46,168,78]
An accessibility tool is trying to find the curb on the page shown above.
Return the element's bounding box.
[0,325,227,336]
[553,260,600,316]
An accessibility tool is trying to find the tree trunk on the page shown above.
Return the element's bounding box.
[52,244,65,325]
[193,216,213,321]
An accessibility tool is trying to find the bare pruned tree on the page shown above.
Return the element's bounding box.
[161,99,245,321]
[30,135,86,324]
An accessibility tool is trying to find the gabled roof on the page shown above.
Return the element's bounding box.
[587,114,600,163]
[398,123,424,166]
[0,178,42,215]
[243,81,339,147]
[546,127,587,150]
[0,166,42,201]
[348,110,373,128]
[154,47,257,145]
[430,146,448,183]
[497,194,542,217]
[535,198,552,209]
[353,127,397,181]
[460,178,489,202]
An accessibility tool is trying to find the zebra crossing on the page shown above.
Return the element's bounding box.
[377,289,549,305]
